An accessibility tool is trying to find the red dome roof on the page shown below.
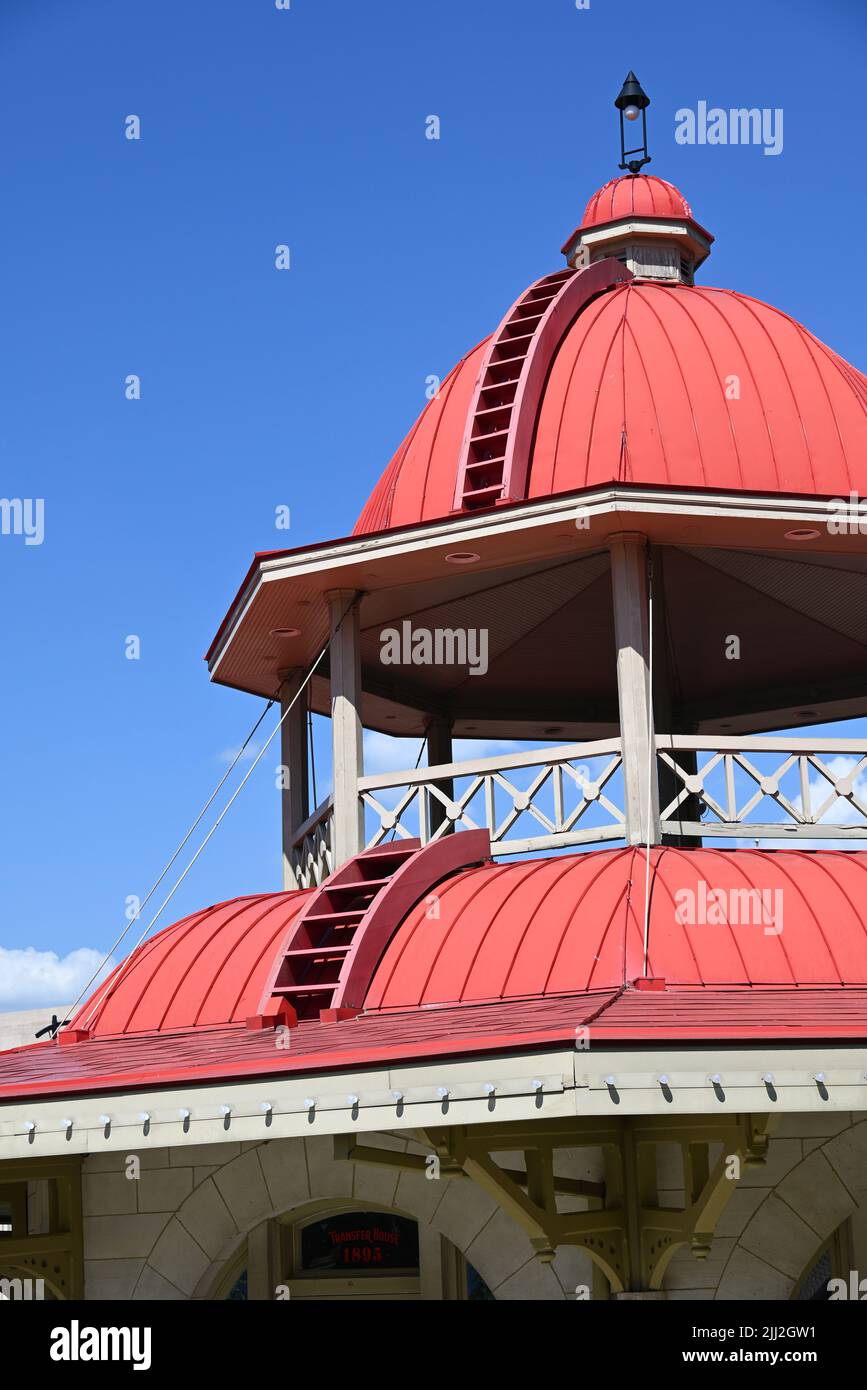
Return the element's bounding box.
[579,173,696,229]
[71,892,310,1037]
[69,848,867,1038]
[366,847,867,1010]
[354,280,867,534]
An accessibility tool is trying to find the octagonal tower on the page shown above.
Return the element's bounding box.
[207,159,867,895]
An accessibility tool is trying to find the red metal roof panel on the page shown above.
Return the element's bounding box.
[366,847,867,1010]
[1,987,866,1101]
[353,280,866,535]
[58,847,867,1048]
[72,892,312,1037]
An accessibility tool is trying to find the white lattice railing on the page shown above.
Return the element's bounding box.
[358,739,625,856]
[656,736,867,840]
[285,736,867,881]
[288,796,334,887]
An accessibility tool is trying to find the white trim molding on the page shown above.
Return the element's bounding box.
[2,1045,866,1162]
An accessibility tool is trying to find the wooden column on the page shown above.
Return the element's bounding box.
[328,589,364,866]
[419,1225,447,1300]
[279,670,310,890]
[609,533,660,845]
[246,1218,282,1301]
[426,715,454,835]
[649,546,700,845]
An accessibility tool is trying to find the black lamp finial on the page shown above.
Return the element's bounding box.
[615,71,651,174]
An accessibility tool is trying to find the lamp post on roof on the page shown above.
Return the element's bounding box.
[615,71,651,173]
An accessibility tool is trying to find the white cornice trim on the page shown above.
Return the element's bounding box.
[208,487,852,677]
[1,1044,865,1160]
[577,218,712,250]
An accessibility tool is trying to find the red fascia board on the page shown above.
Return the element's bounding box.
[2,1013,866,1103]
[203,531,361,665]
[0,1027,582,1102]
[205,330,498,665]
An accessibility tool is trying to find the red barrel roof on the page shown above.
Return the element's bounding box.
[71,891,311,1037]
[4,846,867,1098]
[5,985,867,1101]
[366,846,867,1009]
[69,847,867,1039]
[354,279,867,535]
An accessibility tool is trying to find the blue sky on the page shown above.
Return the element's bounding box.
[0,0,864,1010]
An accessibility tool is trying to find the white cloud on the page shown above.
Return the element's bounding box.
[757,757,867,850]
[451,737,525,762]
[362,730,424,776]
[362,730,526,778]
[216,742,260,765]
[806,758,867,825]
[0,947,115,1012]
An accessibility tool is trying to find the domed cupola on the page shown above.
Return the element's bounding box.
[207,70,867,826]
[561,75,712,284]
[560,172,713,284]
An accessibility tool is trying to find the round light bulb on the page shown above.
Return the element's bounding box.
[624,104,640,122]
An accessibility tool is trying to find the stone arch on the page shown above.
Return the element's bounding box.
[131,1134,589,1301]
[0,1260,67,1302]
[715,1119,867,1300]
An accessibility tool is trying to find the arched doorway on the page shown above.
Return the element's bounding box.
[282,1209,421,1300]
[0,1161,82,1300]
[715,1121,867,1301]
[214,1203,494,1301]
[793,1224,852,1302]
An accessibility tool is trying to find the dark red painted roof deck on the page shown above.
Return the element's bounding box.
[0,987,866,1102]
[2,847,867,1100]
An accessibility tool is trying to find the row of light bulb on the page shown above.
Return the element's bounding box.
[19,1071,864,1137]
[19,1080,535,1135]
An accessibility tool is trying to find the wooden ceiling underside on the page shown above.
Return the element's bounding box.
[213,541,867,739]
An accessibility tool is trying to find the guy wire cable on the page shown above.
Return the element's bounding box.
[62,695,277,1027]
[65,596,359,1035]
[642,544,654,978]
[308,709,318,810]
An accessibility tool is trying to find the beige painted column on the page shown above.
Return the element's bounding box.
[649,546,701,845]
[419,1224,446,1300]
[328,590,364,866]
[280,670,310,890]
[849,1203,867,1276]
[247,1218,282,1301]
[609,534,660,845]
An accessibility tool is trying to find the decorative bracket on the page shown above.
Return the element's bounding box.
[416,1113,775,1293]
[0,1156,84,1299]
